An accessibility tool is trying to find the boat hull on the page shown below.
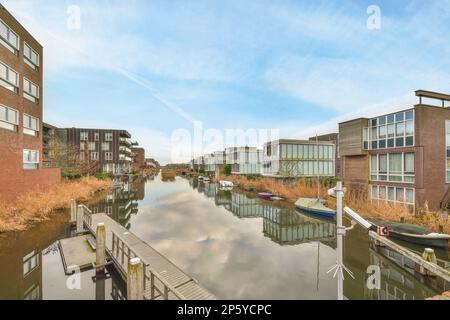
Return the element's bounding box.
[295,205,336,219]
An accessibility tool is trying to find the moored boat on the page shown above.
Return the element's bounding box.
[369,219,450,249]
[258,192,274,200]
[295,198,336,219]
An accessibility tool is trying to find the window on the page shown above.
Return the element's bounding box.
[91,152,99,161]
[80,142,85,151]
[105,133,113,141]
[0,61,18,92]
[102,142,110,151]
[366,110,414,150]
[24,43,39,70]
[446,121,450,183]
[0,104,18,131]
[80,152,85,161]
[94,132,99,141]
[105,152,113,161]
[372,185,414,206]
[0,19,19,53]
[89,142,96,151]
[23,150,39,170]
[23,250,39,277]
[370,153,414,183]
[80,132,88,141]
[23,78,39,103]
[23,114,39,136]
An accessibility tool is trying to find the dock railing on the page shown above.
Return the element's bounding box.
[111,231,187,300]
[79,204,93,228]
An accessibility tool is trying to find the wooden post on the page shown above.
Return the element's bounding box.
[96,223,106,272]
[421,248,437,277]
[127,258,144,300]
[70,199,77,224]
[76,205,84,234]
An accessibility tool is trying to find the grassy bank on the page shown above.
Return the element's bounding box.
[216,175,449,234]
[0,177,110,234]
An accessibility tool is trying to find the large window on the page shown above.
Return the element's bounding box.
[0,104,18,131]
[23,78,39,103]
[0,18,19,54]
[105,133,113,141]
[80,132,88,141]
[23,150,39,170]
[23,250,39,277]
[0,61,18,92]
[371,185,415,206]
[91,152,99,161]
[446,121,450,183]
[105,152,113,161]
[102,142,110,151]
[24,42,39,70]
[23,114,39,136]
[370,152,415,183]
[364,110,414,150]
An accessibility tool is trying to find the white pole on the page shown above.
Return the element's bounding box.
[336,181,344,301]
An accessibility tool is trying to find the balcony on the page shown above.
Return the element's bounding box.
[119,146,132,156]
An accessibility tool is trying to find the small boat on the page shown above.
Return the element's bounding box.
[111,180,123,189]
[270,196,284,201]
[258,192,274,200]
[219,181,234,189]
[369,219,450,249]
[203,177,211,182]
[198,176,204,181]
[295,198,336,219]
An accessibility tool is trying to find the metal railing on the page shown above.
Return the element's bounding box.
[111,231,187,300]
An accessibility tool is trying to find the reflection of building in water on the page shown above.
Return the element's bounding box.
[263,207,336,246]
[215,190,232,210]
[90,179,145,229]
[364,245,444,300]
[203,182,217,198]
[189,177,199,189]
[197,181,205,194]
[0,214,70,300]
[231,193,264,219]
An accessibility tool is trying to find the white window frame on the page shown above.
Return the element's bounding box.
[91,152,99,161]
[80,132,88,141]
[23,42,40,70]
[89,142,96,151]
[0,61,19,92]
[0,103,18,131]
[369,152,415,184]
[0,18,19,54]
[23,149,39,170]
[105,152,113,161]
[370,184,415,206]
[102,142,110,151]
[23,78,39,103]
[105,133,113,142]
[23,113,39,136]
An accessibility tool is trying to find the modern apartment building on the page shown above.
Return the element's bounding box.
[309,133,340,177]
[204,151,226,176]
[262,139,336,178]
[0,5,60,201]
[42,122,57,168]
[57,127,137,175]
[339,90,450,212]
[225,147,262,175]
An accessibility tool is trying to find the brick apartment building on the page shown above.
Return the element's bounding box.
[57,127,137,175]
[339,90,450,212]
[0,5,60,201]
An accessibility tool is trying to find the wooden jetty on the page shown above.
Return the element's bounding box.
[69,202,216,300]
[370,231,450,283]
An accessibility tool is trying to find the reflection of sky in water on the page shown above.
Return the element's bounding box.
[125,177,338,299]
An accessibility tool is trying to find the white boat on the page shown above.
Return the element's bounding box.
[219,180,234,189]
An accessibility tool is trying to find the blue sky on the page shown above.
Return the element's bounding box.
[4,0,450,163]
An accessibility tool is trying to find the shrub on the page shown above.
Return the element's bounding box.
[94,172,113,180]
[223,164,232,175]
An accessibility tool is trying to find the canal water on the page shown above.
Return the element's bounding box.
[0,176,448,300]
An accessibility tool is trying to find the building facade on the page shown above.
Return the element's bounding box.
[225,147,262,175]
[57,127,137,175]
[204,151,226,176]
[262,139,335,178]
[309,133,340,177]
[339,90,450,212]
[0,5,60,201]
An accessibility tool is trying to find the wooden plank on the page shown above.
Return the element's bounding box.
[85,213,216,300]
[59,235,96,274]
[369,231,450,282]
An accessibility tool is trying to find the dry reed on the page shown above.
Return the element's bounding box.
[0,177,110,233]
[216,175,450,234]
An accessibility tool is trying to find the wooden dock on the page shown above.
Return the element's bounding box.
[79,207,216,300]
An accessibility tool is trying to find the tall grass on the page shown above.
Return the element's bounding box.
[216,175,450,234]
[0,177,110,233]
